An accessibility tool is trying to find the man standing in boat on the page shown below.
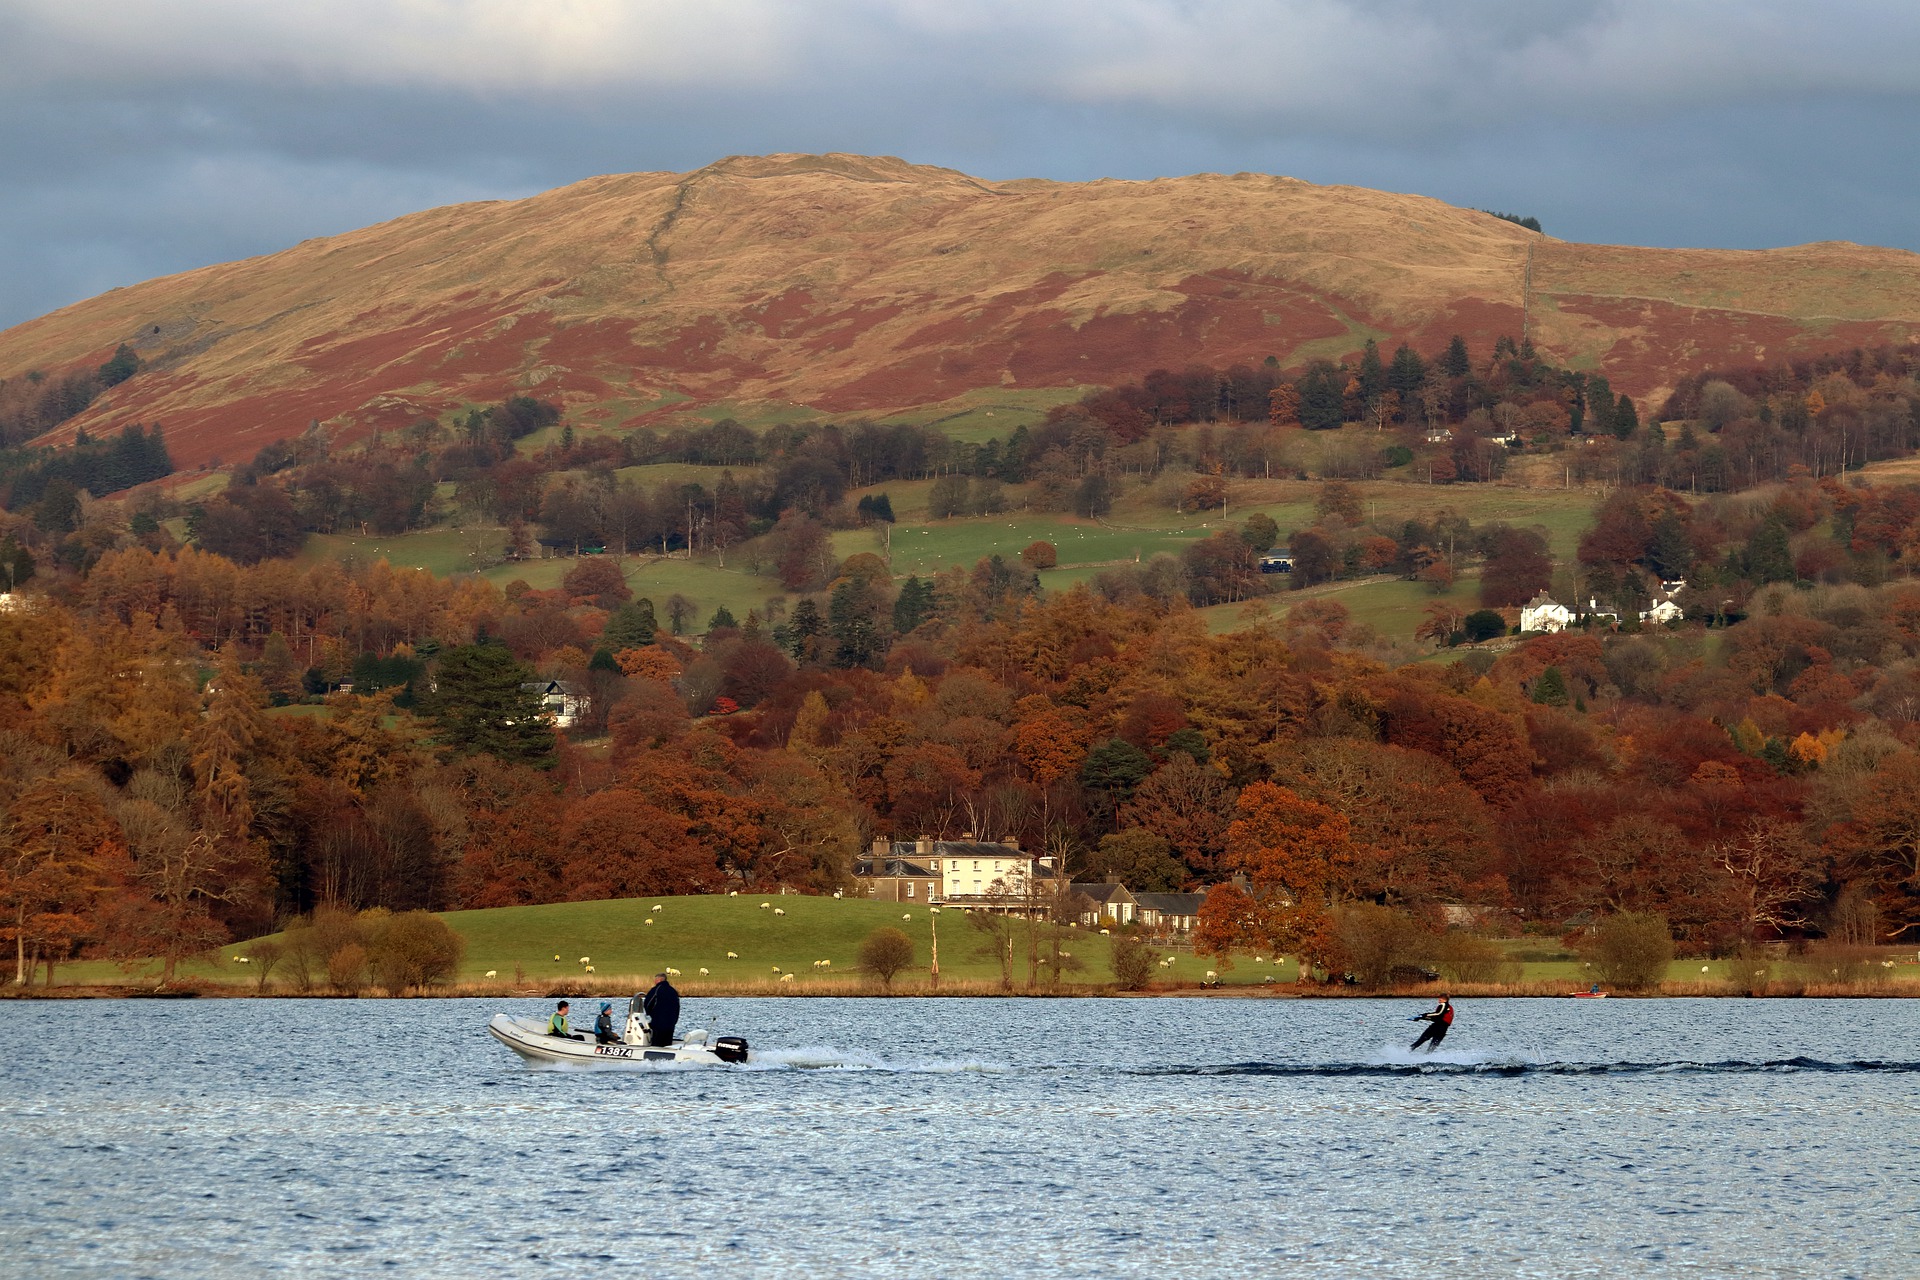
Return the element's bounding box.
[1411,994,1454,1052]
[643,972,680,1046]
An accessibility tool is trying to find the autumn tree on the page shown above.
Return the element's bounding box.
[1196,782,1352,973]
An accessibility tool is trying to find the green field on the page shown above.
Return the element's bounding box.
[303,526,508,577]
[874,386,1093,444]
[45,894,1298,992]
[428,894,1248,989]
[43,895,1920,995]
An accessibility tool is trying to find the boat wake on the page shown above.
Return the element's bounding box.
[1133,1055,1920,1078]
[742,1045,1012,1073]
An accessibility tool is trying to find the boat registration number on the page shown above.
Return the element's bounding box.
[593,1045,677,1061]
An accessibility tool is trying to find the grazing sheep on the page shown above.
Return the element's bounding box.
[771,966,783,973]
[726,951,739,959]
[584,965,595,973]
[579,956,591,964]
[901,913,911,921]
[665,967,681,976]
[644,919,653,926]
[484,970,498,978]
[553,954,561,961]
[729,890,738,896]
[774,908,786,916]
[1059,951,1072,958]
[779,973,795,983]
[235,956,251,964]
[1099,929,1110,936]
[1205,971,1218,982]
[698,967,710,975]
[651,904,662,912]
[759,902,771,909]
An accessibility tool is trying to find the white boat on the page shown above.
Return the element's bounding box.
[488,995,750,1067]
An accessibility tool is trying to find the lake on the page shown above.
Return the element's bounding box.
[2,996,1917,1277]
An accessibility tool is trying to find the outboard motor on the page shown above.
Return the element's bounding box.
[713,1036,750,1064]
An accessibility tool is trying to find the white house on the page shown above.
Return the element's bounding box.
[1520,591,1573,633]
[1070,882,1139,927]
[861,837,1065,912]
[1640,581,1686,626]
[1135,891,1208,934]
[520,679,590,728]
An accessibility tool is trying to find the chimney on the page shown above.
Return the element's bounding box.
[915,836,934,857]
[1000,836,1020,851]
[871,837,890,858]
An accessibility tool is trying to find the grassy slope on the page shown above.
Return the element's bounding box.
[52,896,1920,994]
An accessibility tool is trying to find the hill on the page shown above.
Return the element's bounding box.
[7,152,1920,468]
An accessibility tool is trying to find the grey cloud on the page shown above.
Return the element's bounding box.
[3,0,1920,331]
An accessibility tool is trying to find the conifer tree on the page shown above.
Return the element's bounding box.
[421,644,555,768]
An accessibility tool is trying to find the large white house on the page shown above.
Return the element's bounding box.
[855,837,1065,911]
[1520,591,1573,633]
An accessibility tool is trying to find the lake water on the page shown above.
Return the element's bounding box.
[3,996,1918,1278]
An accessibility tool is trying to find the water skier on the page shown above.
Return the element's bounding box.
[1411,994,1454,1052]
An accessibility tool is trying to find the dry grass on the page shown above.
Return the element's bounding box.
[13,151,1920,471]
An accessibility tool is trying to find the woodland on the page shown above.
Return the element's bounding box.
[8,336,1920,984]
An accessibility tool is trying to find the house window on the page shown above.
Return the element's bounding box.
[972,861,980,871]
[930,860,940,872]
[906,882,915,898]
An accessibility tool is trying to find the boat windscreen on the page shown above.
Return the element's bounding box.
[628,993,646,1019]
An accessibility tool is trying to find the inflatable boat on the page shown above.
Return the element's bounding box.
[488,994,750,1067]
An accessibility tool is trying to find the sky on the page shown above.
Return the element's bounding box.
[4,0,1920,330]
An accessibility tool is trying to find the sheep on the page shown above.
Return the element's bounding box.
[1099,928,1110,935]
[729,890,738,896]
[644,919,653,926]
[651,904,662,912]
[759,902,771,909]
[771,966,783,973]
[1204,970,1218,982]
[484,970,498,978]
[774,908,786,916]
[698,967,710,976]
[665,967,681,976]
[579,956,591,965]
[552,954,561,961]
[1059,951,1072,958]
[234,956,251,964]
[584,965,595,973]
[1701,965,1711,973]
[726,951,739,959]
[901,913,911,921]
[779,973,795,983]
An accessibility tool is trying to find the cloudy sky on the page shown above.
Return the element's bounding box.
[4,0,1919,330]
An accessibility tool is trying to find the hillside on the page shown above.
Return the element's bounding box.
[7,152,1920,468]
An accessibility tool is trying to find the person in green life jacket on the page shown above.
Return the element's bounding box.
[548,1000,575,1038]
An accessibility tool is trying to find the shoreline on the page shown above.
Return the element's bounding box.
[9,979,1920,1000]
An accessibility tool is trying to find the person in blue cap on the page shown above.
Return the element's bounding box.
[593,1002,619,1044]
